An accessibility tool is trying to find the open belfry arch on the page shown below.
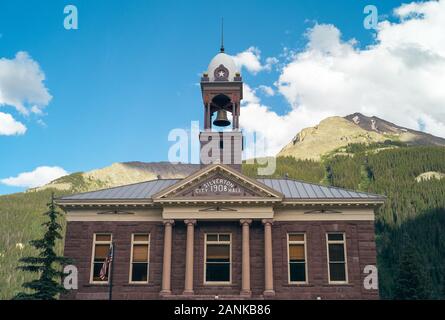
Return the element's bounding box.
[57,41,385,300]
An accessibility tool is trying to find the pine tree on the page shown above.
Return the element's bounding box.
[14,194,71,300]
[393,233,432,300]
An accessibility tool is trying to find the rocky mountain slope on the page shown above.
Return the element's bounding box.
[346,113,445,146]
[278,113,445,160]
[29,162,201,193]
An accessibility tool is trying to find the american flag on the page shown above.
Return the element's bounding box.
[99,243,113,281]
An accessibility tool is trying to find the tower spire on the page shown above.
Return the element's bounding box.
[220,17,225,53]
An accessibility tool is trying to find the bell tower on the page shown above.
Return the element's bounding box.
[199,42,243,171]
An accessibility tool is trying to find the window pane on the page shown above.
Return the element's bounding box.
[328,233,344,241]
[93,262,107,281]
[289,234,304,242]
[206,263,230,282]
[219,234,230,241]
[329,263,346,282]
[289,244,305,261]
[207,244,229,261]
[94,244,110,260]
[290,263,306,282]
[96,234,111,242]
[329,244,345,262]
[133,244,149,262]
[134,234,149,242]
[131,263,148,282]
[207,234,218,241]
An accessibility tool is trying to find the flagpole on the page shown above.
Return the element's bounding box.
[108,242,115,300]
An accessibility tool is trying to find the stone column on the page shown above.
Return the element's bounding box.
[262,219,275,296]
[240,219,252,296]
[183,219,196,295]
[160,220,174,296]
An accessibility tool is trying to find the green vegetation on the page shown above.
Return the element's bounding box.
[243,156,326,184]
[342,140,407,154]
[14,195,71,300]
[1,145,444,299]
[0,190,72,299]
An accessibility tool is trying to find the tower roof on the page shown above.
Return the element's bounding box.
[206,52,239,82]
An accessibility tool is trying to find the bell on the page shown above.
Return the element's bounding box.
[213,110,231,127]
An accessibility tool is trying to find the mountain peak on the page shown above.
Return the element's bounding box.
[278,112,445,160]
[345,113,407,135]
[344,113,445,146]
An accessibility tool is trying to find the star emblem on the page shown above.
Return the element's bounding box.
[214,64,229,81]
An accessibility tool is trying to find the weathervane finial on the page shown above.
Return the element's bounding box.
[220,17,225,53]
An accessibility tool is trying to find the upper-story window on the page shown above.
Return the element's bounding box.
[204,233,231,284]
[288,233,307,284]
[129,234,150,283]
[326,233,348,284]
[90,233,112,283]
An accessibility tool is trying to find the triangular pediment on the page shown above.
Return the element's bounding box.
[152,164,282,202]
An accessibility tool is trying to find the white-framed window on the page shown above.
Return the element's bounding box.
[326,233,348,284]
[204,233,231,284]
[90,233,112,284]
[129,234,150,283]
[287,233,308,284]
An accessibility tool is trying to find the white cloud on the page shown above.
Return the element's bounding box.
[240,0,445,156]
[0,112,27,135]
[240,86,333,157]
[258,85,275,97]
[1,166,68,188]
[233,47,277,74]
[242,83,260,104]
[0,51,52,115]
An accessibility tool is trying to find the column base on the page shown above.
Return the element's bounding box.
[182,290,194,296]
[263,290,275,297]
[240,290,252,297]
[159,290,172,297]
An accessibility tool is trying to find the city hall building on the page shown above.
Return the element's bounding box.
[57,46,384,300]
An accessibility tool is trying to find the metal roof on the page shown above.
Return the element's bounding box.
[59,178,384,201]
[60,179,180,200]
[257,179,384,200]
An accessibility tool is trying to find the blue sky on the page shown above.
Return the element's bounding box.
[1,0,441,194]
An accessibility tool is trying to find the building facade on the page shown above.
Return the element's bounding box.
[57,47,384,300]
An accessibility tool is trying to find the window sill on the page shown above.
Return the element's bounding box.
[283,283,314,287]
[85,283,109,287]
[203,283,234,287]
[325,283,353,287]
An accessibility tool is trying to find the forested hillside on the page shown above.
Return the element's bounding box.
[1,144,444,299]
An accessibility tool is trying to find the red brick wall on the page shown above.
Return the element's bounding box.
[62,221,164,299]
[272,221,379,300]
[61,220,378,300]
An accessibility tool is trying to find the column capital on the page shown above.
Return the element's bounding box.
[262,219,274,226]
[184,219,197,226]
[163,219,175,226]
[240,219,252,226]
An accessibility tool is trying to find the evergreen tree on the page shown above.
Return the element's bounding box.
[393,234,432,300]
[14,194,71,300]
